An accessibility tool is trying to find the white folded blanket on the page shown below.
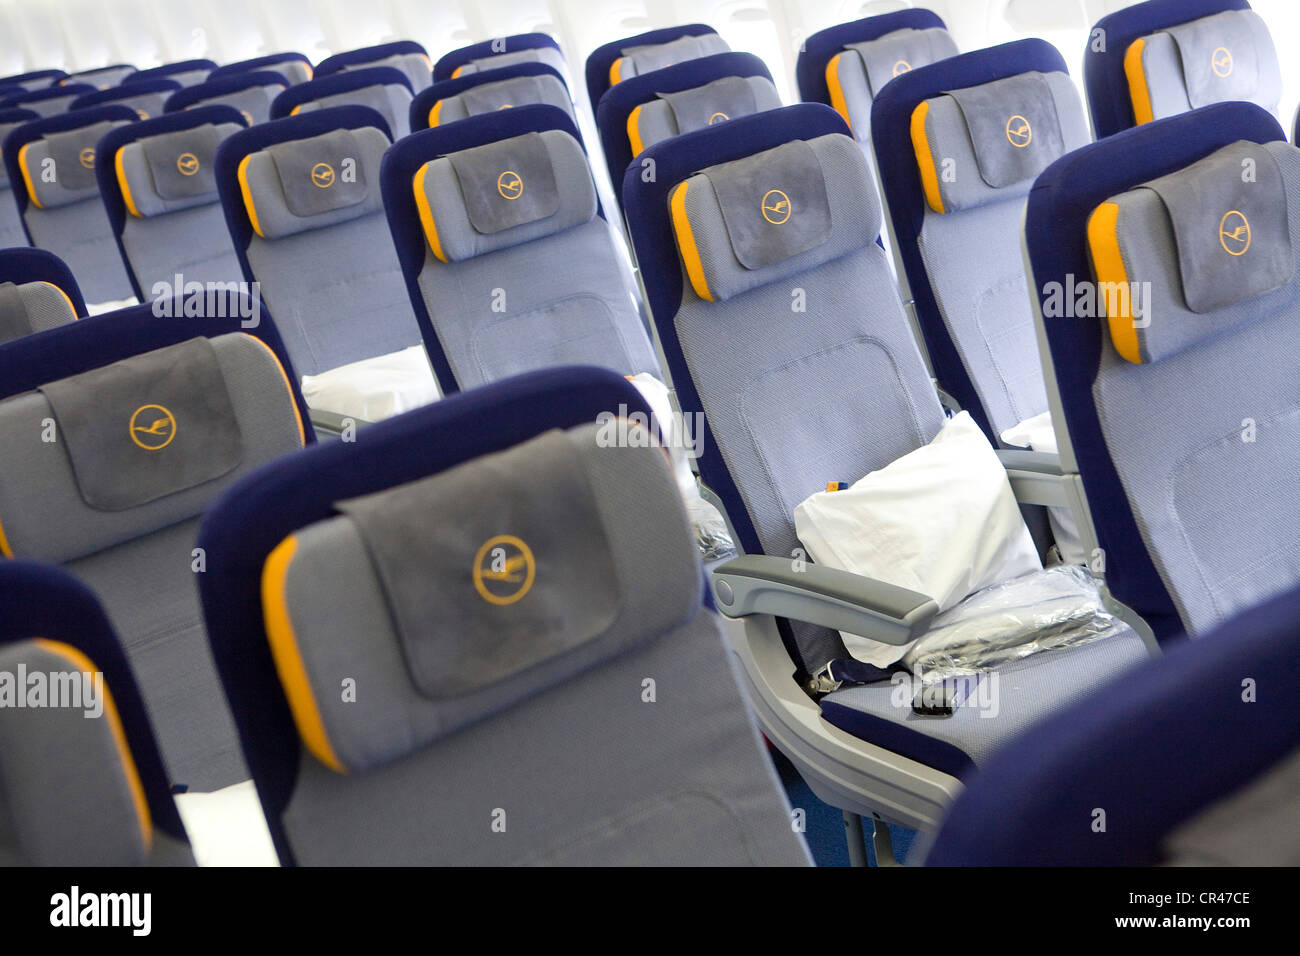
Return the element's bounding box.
[301,345,440,422]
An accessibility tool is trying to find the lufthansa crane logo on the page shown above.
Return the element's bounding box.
[472,535,535,605]
[176,152,200,176]
[1006,114,1032,148]
[892,59,911,77]
[310,162,335,188]
[78,147,96,168]
[1219,210,1251,256]
[129,404,177,451]
[707,111,729,125]
[497,170,524,200]
[1212,46,1234,78]
[761,188,791,225]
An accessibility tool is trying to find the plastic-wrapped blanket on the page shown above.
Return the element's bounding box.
[902,564,1121,684]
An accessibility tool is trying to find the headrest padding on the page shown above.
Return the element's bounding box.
[0,280,76,344]
[291,82,411,137]
[413,128,595,262]
[441,73,571,124]
[340,52,431,91]
[22,121,126,208]
[629,76,780,154]
[844,27,959,99]
[239,126,388,239]
[1088,139,1298,364]
[1128,10,1281,123]
[0,332,303,563]
[912,70,1087,214]
[0,640,151,866]
[613,34,729,82]
[453,46,566,79]
[117,123,238,218]
[671,133,875,302]
[263,422,700,773]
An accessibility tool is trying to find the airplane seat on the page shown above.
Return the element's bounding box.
[124,59,217,89]
[1085,0,1277,139]
[0,83,98,117]
[380,103,659,394]
[3,105,139,305]
[0,561,195,866]
[208,52,314,87]
[585,24,728,112]
[271,67,415,139]
[165,72,290,125]
[873,41,1090,453]
[432,33,567,85]
[0,247,85,345]
[925,583,1300,865]
[215,105,437,423]
[63,64,138,90]
[624,102,1148,834]
[314,40,431,94]
[798,8,958,147]
[0,106,40,245]
[595,52,781,208]
[1025,100,1300,642]
[70,77,183,121]
[0,293,312,792]
[413,62,575,133]
[195,363,811,866]
[95,106,249,300]
[0,69,66,91]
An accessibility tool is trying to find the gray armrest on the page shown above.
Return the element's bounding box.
[997,448,1070,507]
[308,408,371,439]
[711,554,939,647]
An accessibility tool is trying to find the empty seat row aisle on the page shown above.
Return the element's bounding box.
[0,0,1296,891]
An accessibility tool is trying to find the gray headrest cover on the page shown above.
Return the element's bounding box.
[846,27,958,97]
[274,421,701,773]
[461,75,547,114]
[620,34,727,76]
[447,131,559,234]
[43,121,116,192]
[37,336,243,511]
[706,139,831,270]
[1165,10,1270,110]
[0,121,26,187]
[946,71,1064,189]
[200,86,275,124]
[1142,140,1293,314]
[337,428,619,699]
[658,76,757,132]
[267,128,368,218]
[140,124,221,200]
[0,283,33,343]
[297,83,404,134]
[0,281,74,344]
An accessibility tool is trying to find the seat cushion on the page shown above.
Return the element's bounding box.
[820,628,1149,776]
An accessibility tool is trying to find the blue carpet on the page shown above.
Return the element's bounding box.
[770,747,917,866]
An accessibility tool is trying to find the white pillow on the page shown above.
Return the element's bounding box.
[794,411,1041,666]
[300,345,440,422]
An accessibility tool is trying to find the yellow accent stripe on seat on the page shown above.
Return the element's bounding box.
[240,334,306,444]
[609,57,624,87]
[428,98,444,128]
[670,180,712,302]
[237,152,265,238]
[115,146,142,218]
[262,535,346,774]
[33,639,153,853]
[910,100,945,214]
[302,63,314,80]
[413,162,447,262]
[825,53,853,133]
[451,64,465,79]
[1124,38,1154,126]
[0,512,13,557]
[18,142,42,209]
[1087,201,1142,364]
[627,103,646,156]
